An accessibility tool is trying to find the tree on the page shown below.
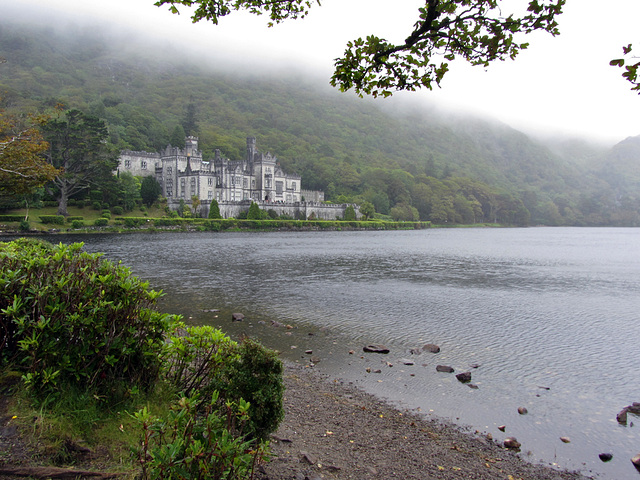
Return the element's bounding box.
[140,175,162,207]
[610,44,640,94]
[40,109,118,216]
[247,201,261,219]
[0,110,58,202]
[191,195,201,216]
[208,198,222,219]
[343,204,357,221]
[156,0,565,97]
[359,201,375,220]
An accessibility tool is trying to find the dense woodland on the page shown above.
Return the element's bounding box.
[1,19,639,226]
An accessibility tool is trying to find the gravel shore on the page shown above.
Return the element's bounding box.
[257,362,590,480]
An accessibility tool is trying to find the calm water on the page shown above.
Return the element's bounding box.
[16,228,640,479]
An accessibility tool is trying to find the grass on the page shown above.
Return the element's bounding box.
[2,369,178,478]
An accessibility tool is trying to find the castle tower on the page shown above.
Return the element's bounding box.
[246,137,256,162]
[185,136,198,157]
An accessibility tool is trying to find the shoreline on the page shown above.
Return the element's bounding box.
[258,361,590,480]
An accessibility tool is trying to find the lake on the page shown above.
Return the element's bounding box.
[15,227,640,479]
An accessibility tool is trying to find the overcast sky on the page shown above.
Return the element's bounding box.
[8,0,640,145]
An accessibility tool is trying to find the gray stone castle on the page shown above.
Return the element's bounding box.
[118,136,357,220]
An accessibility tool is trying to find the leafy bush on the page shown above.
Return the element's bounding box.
[101,212,112,219]
[0,238,174,401]
[39,215,65,225]
[18,220,30,231]
[134,393,268,480]
[161,326,284,440]
[66,216,84,223]
[71,220,85,229]
[0,215,26,222]
[92,201,102,211]
[112,206,124,215]
[94,218,109,227]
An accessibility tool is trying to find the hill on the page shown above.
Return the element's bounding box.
[0,18,638,226]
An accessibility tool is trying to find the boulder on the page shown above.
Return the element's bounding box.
[560,437,571,443]
[632,453,640,471]
[628,402,640,414]
[617,408,629,424]
[498,425,506,432]
[503,437,521,449]
[423,343,441,353]
[363,344,390,354]
[436,365,454,373]
[400,358,415,366]
[517,407,528,415]
[456,372,472,383]
[231,312,244,322]
[598,453,613,462]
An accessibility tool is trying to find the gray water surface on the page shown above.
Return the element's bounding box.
[34,228,640,479]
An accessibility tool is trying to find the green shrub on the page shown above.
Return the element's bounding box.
[161,326,284,440]
[0,239,174,401]
[39,215,65,225]
[71,220,85,229]
[101,212,112,220]
[66,216,84,223]
[92,201,102,211]
[134,393,268,480]
[112,206,124,215]
[76,200,85,209]
[18,220,30,232]
[0,215,26,222]
[94,218,108,227]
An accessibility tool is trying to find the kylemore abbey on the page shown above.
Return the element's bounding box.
[118,136,358,220]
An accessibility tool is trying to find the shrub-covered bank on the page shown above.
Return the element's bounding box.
[0,238,283,479]
[0,214,431,234]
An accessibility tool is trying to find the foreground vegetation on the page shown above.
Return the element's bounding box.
[0,238,284,479]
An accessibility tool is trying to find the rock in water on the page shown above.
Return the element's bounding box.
[517,407,528,415]
[632,453,640,471]
[423,343,441,353]
[617,408,628,424]
[456,372,472,383]
[436,365,455,373]
[504,437,521,449]
[598,453,613,462]
[363,344,390,354]
[231,312,244,322]
[560,437,571,443]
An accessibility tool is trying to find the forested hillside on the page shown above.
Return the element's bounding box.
[1,19,638,226]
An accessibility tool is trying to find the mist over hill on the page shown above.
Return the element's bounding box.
[1,17,638,226]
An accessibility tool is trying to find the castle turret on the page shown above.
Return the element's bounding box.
[185,136,198,157]
[246,137,256,162]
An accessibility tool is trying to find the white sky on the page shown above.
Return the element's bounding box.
[7,0,640,145]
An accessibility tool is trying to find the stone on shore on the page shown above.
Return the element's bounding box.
[503,437,521,449]
[436,365,454,373]
[231,312,244,322]
[456,372,472,383]
[363,344,390,354]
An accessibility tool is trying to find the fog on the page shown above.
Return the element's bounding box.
[4,0,640,145]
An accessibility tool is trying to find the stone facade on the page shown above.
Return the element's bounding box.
[118,136,358,220]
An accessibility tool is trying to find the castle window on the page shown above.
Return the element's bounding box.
[243,178,248,188]
[292,182,296,191]
[208,190,213,200]
[276,181,283,195]
[141,161,147,169]
[167,166,172,174]
[208,177,213,186]
[124,160,131,168]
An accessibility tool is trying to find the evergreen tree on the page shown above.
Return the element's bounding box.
[247,201,261,219]
[140,175,162,207]
[208,198,221,219]
[344,204,357,221]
